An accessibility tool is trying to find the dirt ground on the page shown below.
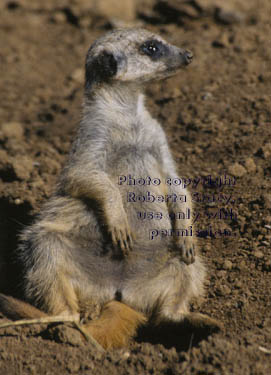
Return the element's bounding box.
[0,0,271,374]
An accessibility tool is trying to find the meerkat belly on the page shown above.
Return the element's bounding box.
[124,183,171,240]
[110,153,173,249]
[23,165,175,297]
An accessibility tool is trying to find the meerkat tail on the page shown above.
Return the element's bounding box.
[0,293,47,320]
[83,301,147,350]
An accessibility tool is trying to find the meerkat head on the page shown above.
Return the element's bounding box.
[85,28,193,90]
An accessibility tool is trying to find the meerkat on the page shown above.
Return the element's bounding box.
[0,28,221,349]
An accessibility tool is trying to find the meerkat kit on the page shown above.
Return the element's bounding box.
[0,28,221,349]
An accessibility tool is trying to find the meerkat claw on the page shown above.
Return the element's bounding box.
[178,242,196,265]
[110,226,133,255]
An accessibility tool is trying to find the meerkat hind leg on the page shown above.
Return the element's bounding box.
[83,301,147,350]
[181,312,224,334]
[138,312,223,350]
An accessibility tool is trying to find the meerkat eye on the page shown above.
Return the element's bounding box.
[146,42,157,53]
[140,40,166,60]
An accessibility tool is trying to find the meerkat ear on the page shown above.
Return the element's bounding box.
[85,51,118,90]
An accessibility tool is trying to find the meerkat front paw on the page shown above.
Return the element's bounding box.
[107,214,134,256]
[176,238,196,265]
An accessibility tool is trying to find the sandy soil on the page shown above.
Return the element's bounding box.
[0,0,271,374]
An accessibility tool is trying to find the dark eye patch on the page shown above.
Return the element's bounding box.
[85,51,117,90]
[140,39,168,60]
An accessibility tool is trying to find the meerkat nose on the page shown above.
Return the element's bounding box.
[183,50,193,65]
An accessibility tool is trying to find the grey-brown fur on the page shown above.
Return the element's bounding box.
[2,29,218,340]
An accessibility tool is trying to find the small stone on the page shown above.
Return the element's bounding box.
[96,0,136,21]
[66,360,80,373]
[48,325,82,346]
[217,270,227,278]
[80,16,91,29]
[228,163,246,177]
[12,156,33,180]
[235,280,242,289]
[238,260,246,271]
[244,158,256,173]
[262,194,271,209]
[71,68,84,84]
[212,39,226,49]
[215,285,231,296]
[14,198,22,205]
[194,146,202,155]
[0,149,9,162]
[214,7,245,25]
[0,122,24,138]
[53,11,66,23]
[215,287,222,296]
[202,92,213,101]
[263,260,271,271]
[262,143,271,159]
[254,250,264,259]
[224,300,232,308]
[223,285,231,295]
[222,260,233,270]
[172,88,181,98]
[122,351,130,360]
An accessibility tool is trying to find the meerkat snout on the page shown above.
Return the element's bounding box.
[182,50,193,65]
[176,48,193,67]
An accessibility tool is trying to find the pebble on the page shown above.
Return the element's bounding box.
[216,284,231,296]
[48,325,82,346]
[51,11,67,24]
[223,285,232,295]
[214,7,245,25]
[217,270,227,278]
[202,92,213,101]
[228,162,246,177]
[12,156,33,180]
[122,351,130,360]
[71,68,84,84]
[263,260,271,271]
[238,260,246,271]
[254,250,264,259]
[244,158,256,173]
[235,280,242,289]
[0,149,8,161]
[262,143,271,159]
[171,88,182,98]
[96,0,136,21]
[0,122,24,139]
[262,194,271,209]
[222,260,233,270]
[212,36,228,49]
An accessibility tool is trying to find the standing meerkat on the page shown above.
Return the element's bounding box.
[0,28,221,349]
